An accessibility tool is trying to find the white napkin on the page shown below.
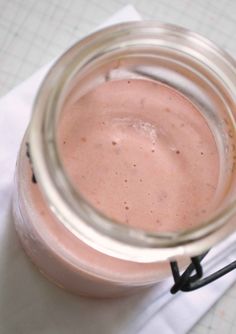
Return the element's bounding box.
[0,5,236,334]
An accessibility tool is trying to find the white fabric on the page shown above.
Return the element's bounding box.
[0,5,236,334]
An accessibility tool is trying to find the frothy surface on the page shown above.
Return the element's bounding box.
[58,79,219,232]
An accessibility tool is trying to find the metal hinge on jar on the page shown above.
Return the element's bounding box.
[170,251,236,293]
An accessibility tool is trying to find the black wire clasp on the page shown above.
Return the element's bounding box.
[26,142,37,184]
[170,251,236,294]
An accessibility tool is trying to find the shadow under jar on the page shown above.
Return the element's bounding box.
[13,22,236,298]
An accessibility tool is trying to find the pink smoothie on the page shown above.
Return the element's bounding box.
[59,79,219,232]
[17,79,219,296]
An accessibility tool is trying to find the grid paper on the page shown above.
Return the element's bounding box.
[0,1,236,333]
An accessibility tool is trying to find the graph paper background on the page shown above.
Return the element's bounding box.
[0,0,236,333]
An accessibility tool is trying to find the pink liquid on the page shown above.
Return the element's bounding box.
[59,79,219,231]
[16,79,219,297]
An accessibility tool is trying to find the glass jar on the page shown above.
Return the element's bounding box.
[13,22,236,298]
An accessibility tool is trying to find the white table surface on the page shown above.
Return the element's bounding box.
[0,1,236,333]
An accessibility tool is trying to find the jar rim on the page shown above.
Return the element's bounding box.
[29,21,236,262]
